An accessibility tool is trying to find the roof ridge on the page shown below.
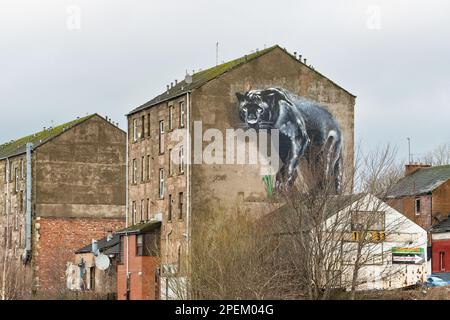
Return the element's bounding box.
[0,114,96,160]
[127,45,280,115]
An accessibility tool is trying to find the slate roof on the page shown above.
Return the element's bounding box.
[0,114,95,160]
[115,220,162,235]
[386,165,450,198]
[75,233,120,255]
[127,44,355,116]
[430,216,450,234]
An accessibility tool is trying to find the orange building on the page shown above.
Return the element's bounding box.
[116,221,161,300]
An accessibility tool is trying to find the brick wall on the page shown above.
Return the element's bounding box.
[117,234,160,300]
[34,217,124,293]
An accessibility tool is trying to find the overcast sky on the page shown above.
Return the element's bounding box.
[1,0,449,163]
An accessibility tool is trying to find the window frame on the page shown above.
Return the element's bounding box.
[179,146,184,174]
[168,194,172,222]
[178,192,184,220]
[415,198,421,216]
[159,120,165,154]
[179,101,185,128]
[159,169,164,199]
[133,118,139,142]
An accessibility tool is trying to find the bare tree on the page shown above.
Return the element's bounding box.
[422,143,450,166]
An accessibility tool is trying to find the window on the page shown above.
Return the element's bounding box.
[178,192,184,220]
[136,233,159,257]
[136,234,144,256]
[89,267,95,290]
[415,198,421,215]
[15,167,19,192]
[169,105,174,131]
[147,113,151,137]
[141,115,145,138]
[146,155,151,181]
[21,159,25,180]
[179,146,184,174]
[132,159,137,184]
[178,246,182,274]
[440,252,445,271]
[132,201,137,225]
[159,169,164,199]
[168,149,173,176]
[146,198,150,221]
[141,156,145,183]
[179,101,185,128]
[133,119,139,142]
[168,194,172,222]
[14,207,18,231]
[159,120,165,154]
[140,199,145,222]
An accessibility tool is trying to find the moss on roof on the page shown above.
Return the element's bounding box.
[127,45,279,115]
[0,114,95,160]
[116,220,162,235]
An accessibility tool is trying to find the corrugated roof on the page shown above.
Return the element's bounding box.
[387,165,450,198]
[115,220,161,235]
[127,45,356,116]
[75,233,120,254]
[0,114,95,160]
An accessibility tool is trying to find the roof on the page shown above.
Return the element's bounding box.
[0,114,96,160]
[115,220,162,235]
[430,217,450,234]
[75,233,120,255]
[127,45,356,116]
[387,165,450,198]
[264,193,367,234]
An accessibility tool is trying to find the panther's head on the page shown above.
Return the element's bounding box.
[236,88,292,129]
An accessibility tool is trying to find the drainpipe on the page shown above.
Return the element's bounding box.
[186,92,191,258]
[125,126,130,299]
[185,91,191,298]
[24,142,33,263]
[1,158,10,300]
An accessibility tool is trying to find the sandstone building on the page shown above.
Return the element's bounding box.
[0,114,126,294]
[123,45,356,299]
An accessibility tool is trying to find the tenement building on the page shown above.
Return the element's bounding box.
[123,45,356,299]
[0,114,126,295]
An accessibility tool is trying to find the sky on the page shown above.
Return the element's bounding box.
[1,0,449,163]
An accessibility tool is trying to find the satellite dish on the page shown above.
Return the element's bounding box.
[95,254,110,271]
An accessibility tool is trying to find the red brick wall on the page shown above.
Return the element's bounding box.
[432,238,450,273]
[388,195,432,230]
[432,180,450,219]
[117,234,160,300]
[34,217,125,293]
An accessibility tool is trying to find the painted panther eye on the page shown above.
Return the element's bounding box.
[242,107,248,112]
[257,107,263,113]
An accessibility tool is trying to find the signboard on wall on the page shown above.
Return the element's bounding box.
[392,247,425,264]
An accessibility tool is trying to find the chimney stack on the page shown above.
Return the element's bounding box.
[405,163,431,176]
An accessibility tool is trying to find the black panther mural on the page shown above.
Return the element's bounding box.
[236,87,343,193]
